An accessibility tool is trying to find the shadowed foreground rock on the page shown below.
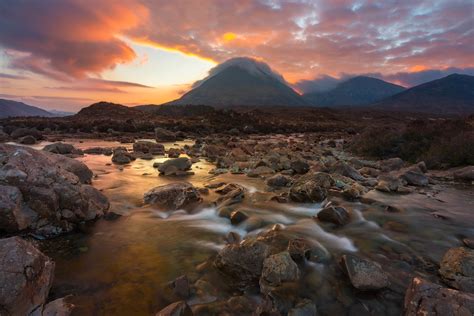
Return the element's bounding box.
[439,247,474,293]
[404,277,474,315]
[0,237,54,315]
[0,144,109,238]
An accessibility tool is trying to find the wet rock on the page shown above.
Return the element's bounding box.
[290,160,310,174]
[156,301,192,316]
[225,232,241,244]
[214,238,270,286]
[157,157,192,176]
[43,142,82,156]
[289,172,334,203]
[401,169,429,186]
[41,296,74,316]
[247,166,275,177]
[288,299,317,316]
[454,166,474,182]
[342,183,366,200]
[439,247,474,292]
[215,183,246,206]
[260,251,300,288]
[267,174,292,187]
[84,147,113,155]
[167,148,181,158]
[329,161,365,181]
[375,175,402,193]
[230,210,249,225]
[144,182,201,210]
[404,277,474,316]
[133,141,165,155]
[0,144,109,237]
[288,238,312,262]
[341,254,389,290]
[19,135,37,144]
[155,127,177,142]
[317,206,350,226]
[111,148,134,164]
[0,237,55,315]
[171,275,190,299]
[464,239,474,249]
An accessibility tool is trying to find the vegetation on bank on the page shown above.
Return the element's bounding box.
[350,116,474,168]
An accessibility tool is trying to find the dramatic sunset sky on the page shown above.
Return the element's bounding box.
[1,0,473,111]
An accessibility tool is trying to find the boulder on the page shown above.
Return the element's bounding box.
[341,254,389,290]
[401,170,429,186]
[156,301,193,316]
[0,237,54,315]
[215,183,246,206]
[287,238,312,262]
[329,161,365,181]
[157,158,192,176]
[317,206,350,226]
[133,141,165,155]
[230,210,249,225]
[290,160,310,174]
[289,172,334,203]
[155,127,177,142]
[260,251,300,287]
[454,166,474,182]
[378,157,404,171]
[167,148,181,158]
[84,147,113,155]
[43,142,82,156]
[111,147,134,164]
[144,182,201,210]
[404,277,474,315]
[267,174,292,187]
[0,144,109,237]
[439,247,474,292]
[19,135,37,145]
[214,238,271,286]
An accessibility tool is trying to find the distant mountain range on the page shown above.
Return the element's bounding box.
[303,76,406,107]
[167,57,307,107]
[373,74,474,114]
[0,99,74,118]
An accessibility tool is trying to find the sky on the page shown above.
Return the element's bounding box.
[0,0,473,111]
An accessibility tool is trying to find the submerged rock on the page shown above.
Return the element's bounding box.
[289,172,334,203]
[144,182,201,210]
[0,237,54,315]
[341,254,389,290]
[0,144,109,237]
[404,277,474,315]
[439,247,474,292]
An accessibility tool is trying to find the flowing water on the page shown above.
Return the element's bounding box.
[28,139,473,315]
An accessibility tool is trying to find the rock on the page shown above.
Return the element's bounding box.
[288,238,312,262]
[378,157,404,171]
[214,238,270,286]
[0,237,55,315]
[289,172,334,203]
[288,299,317,316]
[454,166,474,181]
[267,174,292,187]
[317,206,350,226]
[230,210,249,225]
[404,277,474,316]
[401,170,429,186]
[41,297,74,316]
[156,301,192,316]
[144,182,201,210]
[260,251,300,287]
[84,147,113,155]
[329,161,365,181]
[111,148,134,164]
[247,166,275,177]
[439,247,474,292]
[464,239,474,249]
[171,275,190,299]
[133,141,165,155]
[290,160,310,174]
[43,142,82,156]
[157,158,192,176]
[225,231,241,244]
[342,183,366,200]
[167,148,181,158]
[19,135,37,144]
[215,183,246,206]
[155,127,177,142]
[341,254,389,290]
[0,144,109,237]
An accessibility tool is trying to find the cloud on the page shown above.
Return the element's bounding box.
[0,73,27,80]
[0,0,147,79]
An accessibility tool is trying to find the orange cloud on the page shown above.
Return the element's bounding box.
[410,65,427,72]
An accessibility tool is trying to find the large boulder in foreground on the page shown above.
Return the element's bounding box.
[439,247,474,292]
[289,172,334,203]
[404,277,474,315]
[144,182,201,210]
[0,237,54,315]
[0,144,109,237]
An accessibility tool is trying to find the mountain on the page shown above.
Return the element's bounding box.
[303,76,405,107]
[374,74,474,114]
[75,101,146,119]
[167,57,307,107]
[0,99,53,118]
